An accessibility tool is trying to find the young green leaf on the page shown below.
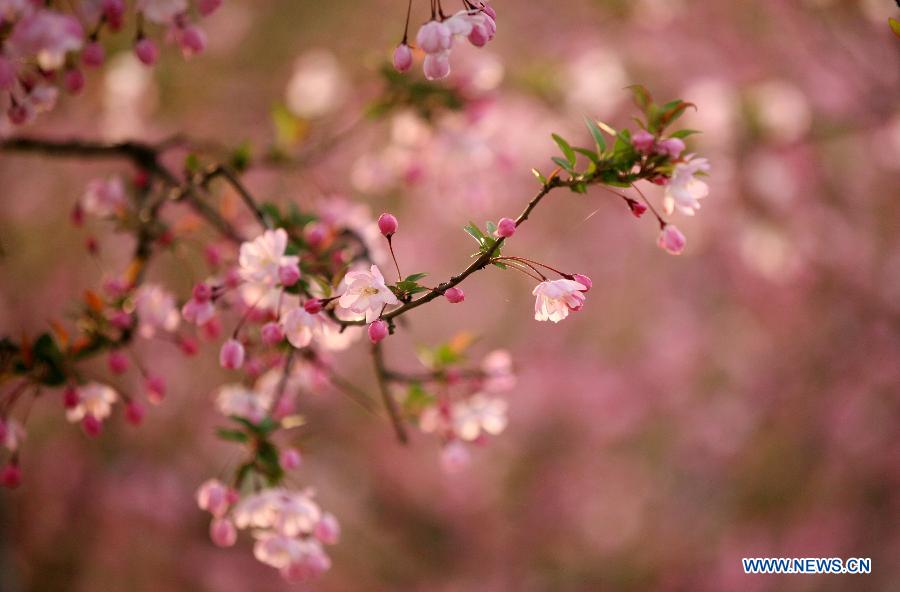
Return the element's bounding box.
[551,133,576,166]
[584,116,607,153]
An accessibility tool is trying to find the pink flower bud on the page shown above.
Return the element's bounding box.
[198,0,222,16]
[314,512,341,545]
[496,217,516,238]
[572,274,592,291]
[125,400,145,426]
[7,103,31,126]
[63,385,80,409]
[82,41,106,67]
[632,130,655,154]
[468,23,489,47]
[416,20,452,54]
[210,518,237,547]
[134,38,159,66]
[204,244,222,267]
[110,310,133,330]
[178,25,207,57]
[102,0,125,29]
[108,351,129,374]
[367,320,389,344]
[0,57,15,91]
[279,447,303,471]
[0,463,22,489]
[657,137,685,159]
[261,322,284,346]
[303,299,322,314]
[304,222,327,248]
[82,414,102,438]
[628,199,648,218]
[179,336,199,356]
[649,175,669,186]
[393,44,413,73]
[219,339,245,369]
[423,52,451,80]
[378,212,398,237]
[145,375,166,405]
[657,224,686,255]
[480,3,497,19]
[278,263,301,286]
[63,68,85,94]
[193,283,213,302]
[444,287,465,303]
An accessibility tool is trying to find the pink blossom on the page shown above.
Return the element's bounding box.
[82,41,105,67]
[108,351,129,374]
[423,52,451,80]
[303,299,322,314]
[134,38,159,66]
[239,228,300,286]
[215,384,272,422]
[657,224,687,255]
[124,400,145,426]
[145,375,166,405]
[197,0,222,17]
[137,0,187,24]
[63,68,84,94]
[81,177,126,218]
[337,265,400,323]
[444,287,465,303]
[632,129,655,154]
[0,463,22,489]
[367,319,389,344]
[572,274,592,291]
[197,479,233,517]
[416,20,452,54]
[261,322,285,346]
[134,284,180,338]
[657,137,686,158]
[67,383,117,424]
[280,448,303,471]
[496,217,516,238]
[219,339,245,370]
[314,512,340,545]
[532,278,587,322]
[82,414,103,437]
[177,25,207,57]
[8,10,84,71]
[393,44,413,73]
[210,518,237,547]
[181,297,216,326]
[235,488,322,536]
[281,306,329,348]
[481,349,516,392]
[663,156,710,216]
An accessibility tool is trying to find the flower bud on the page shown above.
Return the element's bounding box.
[8,103,31,126]
[82,414,102,438]
[304,299,322,314]
[63,385,80,409]
[496,217,516,238]
[416,21,452,54]
[657,224,686,255]
[314,512,341,545]
[628,199,648,218]
[572,274,592,291]
[632,130,655,154]
[657,137,685,159]
[219,339,245,369]
[110,310,133,330]
[134,38,159,66]
[82,41,105,67]
[304,222,327,248]
[63,68,85,94]
[145,375,166,405]
[444,287,465,303]
[278,263,301,286]
[279,447,303,471]
[193,283,213,302]
[125,400,145,426]
[198,0,222,16]
[102,0,125,29]
[261,322,284,346]
[210,518,237,547]
[378,212,398,237]
[178,25,207,57]
[367,320,389,344]
[0,463,22,489]
[179,336,199,356]
[393,44,413,73]
[423,52,451,80]
[108,351,129,374]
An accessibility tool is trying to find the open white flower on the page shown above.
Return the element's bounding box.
[81,176,126,218]
[234,488,322,537]
[137,0,187,23]
[281,306,329,349]
[215,384,272,423]
[337,265,399,323]
[663,155,710,216]
[134,284,180,338]
[532,278,587,323]
[239,229,299,286]
[452,394,508,441]
[66,382,118,422]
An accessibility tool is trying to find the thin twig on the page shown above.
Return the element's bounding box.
[372,342,408,444]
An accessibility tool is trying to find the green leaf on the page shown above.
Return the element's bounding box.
[551,156,574,172]
[229,141,253,172]
[404,382,436,415]
[31,333,67,386]
[464,221,487,244]
[531,168,547,185]
[404,272,428,283]
[669,129,701,139]
[184,153,201,174]
[584,116,607,153]
[216,428,250,443]
[891,17,900,38]
[573,147,599,163]
[551,133,576,166]
[652,100,696,132]
[627,84,654,115]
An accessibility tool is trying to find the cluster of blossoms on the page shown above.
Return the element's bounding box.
[0,0,221,130]
[196,476,339,581]
[393,1,496,80]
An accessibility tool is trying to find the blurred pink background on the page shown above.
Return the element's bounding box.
[1,1,899,590]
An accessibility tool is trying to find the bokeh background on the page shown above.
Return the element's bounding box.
[2,1,900,590]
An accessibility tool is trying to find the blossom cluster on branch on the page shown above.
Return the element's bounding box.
[0,1,710,582]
